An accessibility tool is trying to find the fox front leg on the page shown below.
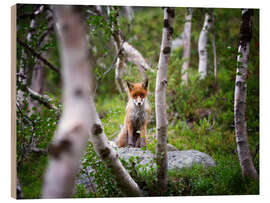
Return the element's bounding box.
[137,125,147,148]
[127,123,135,147]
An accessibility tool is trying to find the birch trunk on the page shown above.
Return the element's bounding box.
[234,9,258,179]
[28,64,45,114]
[28,10,52,115]
[198,12,213,79]
[43,6,142,197]
[155,7,174,194]
[181,8,193,85]
[124,6,134,22]
[88,103,143,196]
[212,19,217,83]
[42,5,94,198]
[17,5,45,110]
[17,49,27,106]
[27,16,41,115]
[110,7,150,94]
[115,56,128,94]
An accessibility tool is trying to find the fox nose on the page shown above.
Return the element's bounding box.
[138,102,141,106]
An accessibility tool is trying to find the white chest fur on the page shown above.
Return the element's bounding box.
[130,107,146,130]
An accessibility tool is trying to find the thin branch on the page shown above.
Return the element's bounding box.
[93,40,125,97]
[26,87,61,117]
[16,101,36,126]
[17,39,60,75]
[37,21,54,47]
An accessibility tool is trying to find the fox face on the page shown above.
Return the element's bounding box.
[127,80,148,107]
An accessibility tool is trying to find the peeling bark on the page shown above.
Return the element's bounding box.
[234,9,258,179]
[181,8,193,85]
[198,12,213,79]
[155,7,174,194]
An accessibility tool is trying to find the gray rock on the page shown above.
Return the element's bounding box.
[75,145,215,193]
[117,147,155,172]
[167,150,216,170]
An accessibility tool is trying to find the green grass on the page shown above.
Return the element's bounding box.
[18,155,48,199]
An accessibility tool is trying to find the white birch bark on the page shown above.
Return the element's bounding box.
[88,102,143,196]
[155,7,174,194]
[110,7,151,94]
[28,10,52,115]
[115,56,128,94]
[181,8,193,85]
[123,41,151,79]
[43,6,142,197]
[27,63,45,114]
[212,33,217,82]
[17,49,27,106]
[124,6,134,22]
[198,12,213,79]
[234,9,258,179]
[42,5,94,198]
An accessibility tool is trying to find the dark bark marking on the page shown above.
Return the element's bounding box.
[48,139,72,159]
[74,88,83,97]
[163,47,171,54]
[240,9,253,47]
[161,80,167,86]
[167,8,175,18]
[92,123,103,135]
[99,147,110,159]
[168,26,174,36]
[164,19,169,28]
[199,49,206,56]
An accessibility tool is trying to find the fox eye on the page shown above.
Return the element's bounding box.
[140,93,144,98]
[133,93,137,97]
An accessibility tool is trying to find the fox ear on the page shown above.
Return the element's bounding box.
[143,79,148,90]
[126,81,134,91]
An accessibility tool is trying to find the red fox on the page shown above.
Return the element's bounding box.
[118,80,150,148]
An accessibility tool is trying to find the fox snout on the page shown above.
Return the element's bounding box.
[133,98,145,107]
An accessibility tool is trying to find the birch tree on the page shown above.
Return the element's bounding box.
[17,6,45,107]
[109,7,151,94]
[28,9,53,115]
[211,12,218,83]
[234,9,258,179]
[198,11,213,79]
[181,8,193,85]
[155,7,174,194]
[42,5,142,198]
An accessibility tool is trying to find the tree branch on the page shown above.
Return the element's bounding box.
[17,39,60,75]
[26,87,61,117]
